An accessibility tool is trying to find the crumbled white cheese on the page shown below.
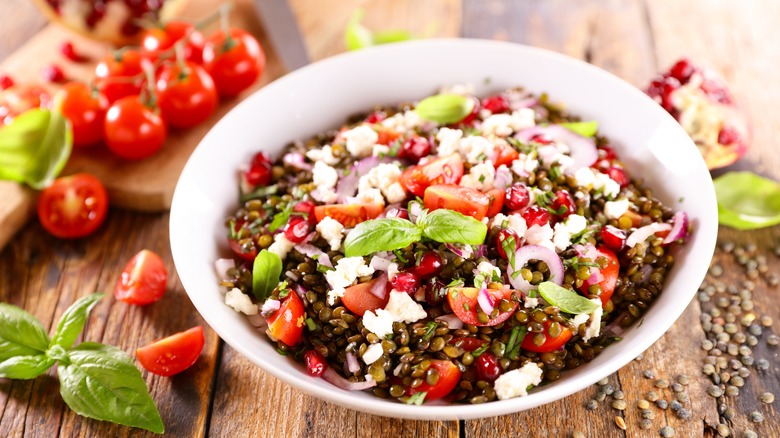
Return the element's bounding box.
[325,257,375,305]
[538,144,574,172]
[573,166,596,188]
[225,288,258,315]
[372,144,391,157]
[523,296,539,309]
[306,145,340,165]
[359,163,405,203]
[604,198,630,219]
[570,312,590,327]
[480,108,536,138]
[384,182,407,203]
[312,187,338,204]
[511,153,539,177]
[362,343,384,365]
[491,213,509,228]
[583,299,604,342]
[507,213,528,237]
[493,363,544,400]
[316,216,345,251]
[552,214,588,252]
[511,108,536,131]
[312,161,338,189]
[460,160,496,191]
[384,290,427,323]
[362,309,394,338]
[342,125,378,158]
[524,223,555,251]
[477,261,501,279]
[381,110,423,132]
[460,135,496,164]
[594,171,621,199]
[356,188,385,205]
[387,262,400,280]
[267,233,295,260]
[436,128,464,157]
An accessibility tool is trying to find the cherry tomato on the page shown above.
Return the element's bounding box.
[202,28,265,97]
[114,249,168,305]
[447,287,518,326]
[423,184,490,220]
[579,246,619,305]
[94,49,148,103]
[399,154,464,197]
[375,127,400,146]
[37,174,108,239]
[449,337,487,352]
[0,84,51,125]
[104,96,167,160]
[141,21,205,64]
[485,188,505,218]
[521,320,573,353]
[59,82,109,148]
[406,360,461,401]
[493,142,519,168]
[267,293,305,347]
[227,218,262,261]
[341,279,389,317]
[156,61,218,128]
[313,203,383,228]
[136,326,205,376]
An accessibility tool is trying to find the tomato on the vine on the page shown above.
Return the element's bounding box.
[37,174,108,239]
[202,28,265,97]
[141,21,205,64]
[94,49,148,104]
[156,61,218,128]
[59,82,109,148]
[104,96,167,160]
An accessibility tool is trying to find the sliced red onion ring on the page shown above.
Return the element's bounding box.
[293,283,307,299]
[445,243,473,259]
[322,367,377,391]
[473,245,487,259]
[369,255,394,272]
[294,243,333,268]
[663,211,689,244]
[345,352,360,374]
[282,152,313,171]
[507,244,564,293]
[408,201,424,224]
[260,299,280,317]
[626,223,673,248]
[214,258,235,281]
[370,273,389,300]
[435,314,464,330]
[285,271,300,282]
[319,254,333,269]
[515,125,598,175]
[477,286,496,314]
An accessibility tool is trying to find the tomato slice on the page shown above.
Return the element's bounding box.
[423,184,491,220]
[376,127,400,145]
[267,293,305,347]
[136,326,205,376]
[447,287,518,326]
[521,320,573,353]
[493,142,519,168]
[399,154,464,197]
[579,246,619,305]
[37,173,108,239]
[114,249,168,305]
[341,279,389,317]
[313,203,383,227]
[407,359,461,401]
[485,188,505,218]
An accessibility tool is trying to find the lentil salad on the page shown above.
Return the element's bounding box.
[215,85,690,405]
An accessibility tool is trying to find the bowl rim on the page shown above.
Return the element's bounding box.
[170,38,718,420]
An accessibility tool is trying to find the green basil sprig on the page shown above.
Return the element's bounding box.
[559,121,598,138]
[0,294,164,433]
[252,249,283,301]
[714,172,780,230]
[537,281,600,314]
[344,209,487,257]
[415,94,476,125]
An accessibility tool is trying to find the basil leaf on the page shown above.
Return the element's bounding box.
[418,209,487,245]
[51,293,104,350]
[268,203,292,232]
[0,95,73,190]
[537,282,600,315]
[559,121,598,138]
[252,249,283,301]
[58,342,164,434]
[345,9,413,51]
[0,303,50,362]
[343,218,422,257]
[373,30,414,45]
[0,354,55,379]
[714,172,780,230]
[415,94,476,125]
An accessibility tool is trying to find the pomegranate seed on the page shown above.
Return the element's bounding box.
[399,136,431,163]
[668,58,695,83]
[660,76,681,112]
[293,201,316,224]
[475,353,502,382]
[522,205,550,228]
[598,146,618,161]
[303,350,328,377]
[41,64,65,83]
[425,278,447,306]
[701,79,732,104]
[385,207,409,220]
[550,190,576,218]
[245,152,273,187]
[284,216,310,244]
[481,95,510,114]
[600,225,626,251]
[505,183,530,211]
[390,271,420,295]
[413,252,443,278]
[0,74,13,90]
[606,166,630,188]
[458,97,480,125]
[495,229,520,260]
[530,133,553,145]
[717,126,740,145]
[365,111,386,124]
[59,41,83,62]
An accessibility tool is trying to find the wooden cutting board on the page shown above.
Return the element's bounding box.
[0,0,461,250]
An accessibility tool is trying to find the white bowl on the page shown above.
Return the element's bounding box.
[170,39,718,420]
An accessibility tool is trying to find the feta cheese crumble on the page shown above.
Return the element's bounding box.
[493,363,544,400]
[362,343,384,365]
[358,163,406,204]
[507,213,528,238]
[268,233,295,260]
[524,223,555,251]
[552,214,588,252]
[460,160,496,191]
[481,109,536,137]
[325,257,375,305]
[570,298,604,342]
[342,125,378,157]
[225,288,258,315]
[436,128,464,157]
[511,153,539,177]
[604,198,630,219]
[316,216,345,251]
[306,145,340,165]
[384,290,427,323]
[381,110,422,132]
[356,188,385,205]
[573,167,620,199]
[362,309,394,338]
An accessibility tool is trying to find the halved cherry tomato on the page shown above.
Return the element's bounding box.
[104,96,167,160]
[423,184,490,220]
[156,61,218,128]
[406,359,461,401]
[267,293,305,347]
[399,154,464,197]
[202,28,266,97]
[59,82,109,148]
[227,219,261,261]
[521,320,573,353]
[314,203,383,227]
[0,84,51,125]
[485,188,505,218]
[136,326,204,376]
[94,49,148,104]
[447,287,518,326]
[141,21,205,64]
[375,127,400,145]
[341,279,389,317]
[579,246,619,305]
[493,142,519,168]
[114,249,168,305]
[37,174,108,239]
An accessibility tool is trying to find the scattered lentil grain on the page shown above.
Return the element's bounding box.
[671,383,684,393]
[637,399,650,410]
[656,400,668,409]
[646,390,660,402]
[675,374,690,385]
[768,334,779,346]
[586,400,598,410]
[723,408,735,420]
[756,359,770,371]
[613,390,625,400]
[677,408,691,420]
[611,400,627,410]
[660,425,675,437]
[725,386,739,397]
[760,392,774,404]
[654,379,669,389]
[639,419,652,430]
[707,385,723,398]
[748,411,764,423]
[743,430,758,438]
[643,369,656,379]
[641,409,655,420]
[717,424,730,437]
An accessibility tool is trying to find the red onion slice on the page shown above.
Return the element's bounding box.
[345,352,360,374]
[473,245,488,259]
[515,125,598,175]
[477,286,496,314]
[260,299,280,317]
[408,200,424,224]
[663,211,689,244]
[214,258,235,281]
[445,243,473,259]
[369,255,394,272]
[626,223,673,248]
[322,367,377,391]
[282,152,313,171]
[506,244,564,293]
[369,273,389,300]
[510,97,538,109]
[435,313,464,330]
[292,283,307,299]
[573,244,602,283]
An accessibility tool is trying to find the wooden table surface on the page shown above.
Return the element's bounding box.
[2,0,779,436]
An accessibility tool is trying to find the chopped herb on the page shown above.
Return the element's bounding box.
[564,256,599,271]
[463,126,481,136]
[505,326,528,360]
[472,343,489,357]
[305,318,319,331]
[477,152,489,162]
[227,219,239,240]
[535,191,553,208]
[393,249,409,263]
[317,264,334,273]
[451,290,460,299]
[528,289,538,299]
[510,269,523,280]
[406,391,427,405]
[463,303,471,312]
[388,139,402,157]
[500,234,517,270]
[479,174,486,183]
[240,184,279,202]
[548,165,562,180]
[276,280,291,299]
[570,228,594,245]
[678,196,684,203]
[421,322,438,342]
[448,278,465,288]
[268,203,293,232]
[276,347,288,356]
